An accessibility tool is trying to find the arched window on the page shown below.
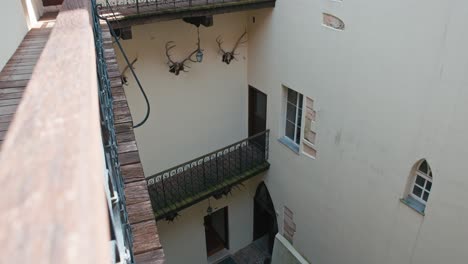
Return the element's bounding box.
[410,160,433,203]
[404,160,433,214]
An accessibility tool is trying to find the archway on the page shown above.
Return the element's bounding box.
[253,182,278,255]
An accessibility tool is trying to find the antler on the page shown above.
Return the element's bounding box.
[165,41,199,75]
[231,30,247,54]
[216,36,227,55]
[165,41,176,65]
[166,41,197,65]
[180,27,203,66]
[122,57,137,77]
[181,49,198,65]
[216,31,248,65]
[121,57,138,85]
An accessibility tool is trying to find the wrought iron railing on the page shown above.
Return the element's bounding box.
[147,130,270,220]
[98,0,275,18]
[92,0,135,263]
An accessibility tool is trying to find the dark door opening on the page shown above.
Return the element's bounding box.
[248,86,267,137]
[42,0,64,6]
[204,207,229,257]
[249,86,267,153]
[253,182,278,255]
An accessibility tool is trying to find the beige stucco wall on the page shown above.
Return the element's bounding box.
[1,1,29,70]
[272,234,309,264]
[119,1,468,263]
[118,12,259,263]
[1,0,43,70]
[118,12,249,174]
[158,175,263,264]
[21,0,44,28]
[247,1,468,264]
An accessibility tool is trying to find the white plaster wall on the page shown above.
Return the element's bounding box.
[157,176,263,264]
[1,0,44,70]
[247,1,468,264]
[272,234,309,264]
[117,12,259,263]
[21,0,44,27]
[0,0,29,70]
[117,12,249,176]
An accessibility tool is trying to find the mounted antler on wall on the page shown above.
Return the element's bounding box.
[121,57,138,85]
[164,26,204,76]
[216,31,247,65]
[165,41,198,76]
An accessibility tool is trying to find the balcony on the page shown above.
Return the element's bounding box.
[147,130,270,221]
[98,0,276,27]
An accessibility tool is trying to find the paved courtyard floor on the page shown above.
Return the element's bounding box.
[215,236,271,264]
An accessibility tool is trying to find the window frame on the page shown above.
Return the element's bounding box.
[283,88,303,147]
[408,163,432,205]
[402,160,433,215]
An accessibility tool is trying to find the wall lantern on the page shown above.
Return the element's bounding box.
[195,26,203,63]
[196,49,203,63]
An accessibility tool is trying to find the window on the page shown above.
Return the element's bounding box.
[409,160,432,204]
[279,87,303,153]
[284,88,303,145]
[402,160,433,214]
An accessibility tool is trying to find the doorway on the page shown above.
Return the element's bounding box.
[248,86,267,137]
[42,0,64,6]
[248,86,267,153]
[253,182,278,255]
[204,207,229,257]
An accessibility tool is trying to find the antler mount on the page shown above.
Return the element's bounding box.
[165,41,198,76]
[216,31,247,65]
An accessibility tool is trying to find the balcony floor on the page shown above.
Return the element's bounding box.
[99,0,275,27]
[0,13,57,148]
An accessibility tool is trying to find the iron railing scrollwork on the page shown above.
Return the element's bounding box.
[92,1,135,263]
[147,130,270,220]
